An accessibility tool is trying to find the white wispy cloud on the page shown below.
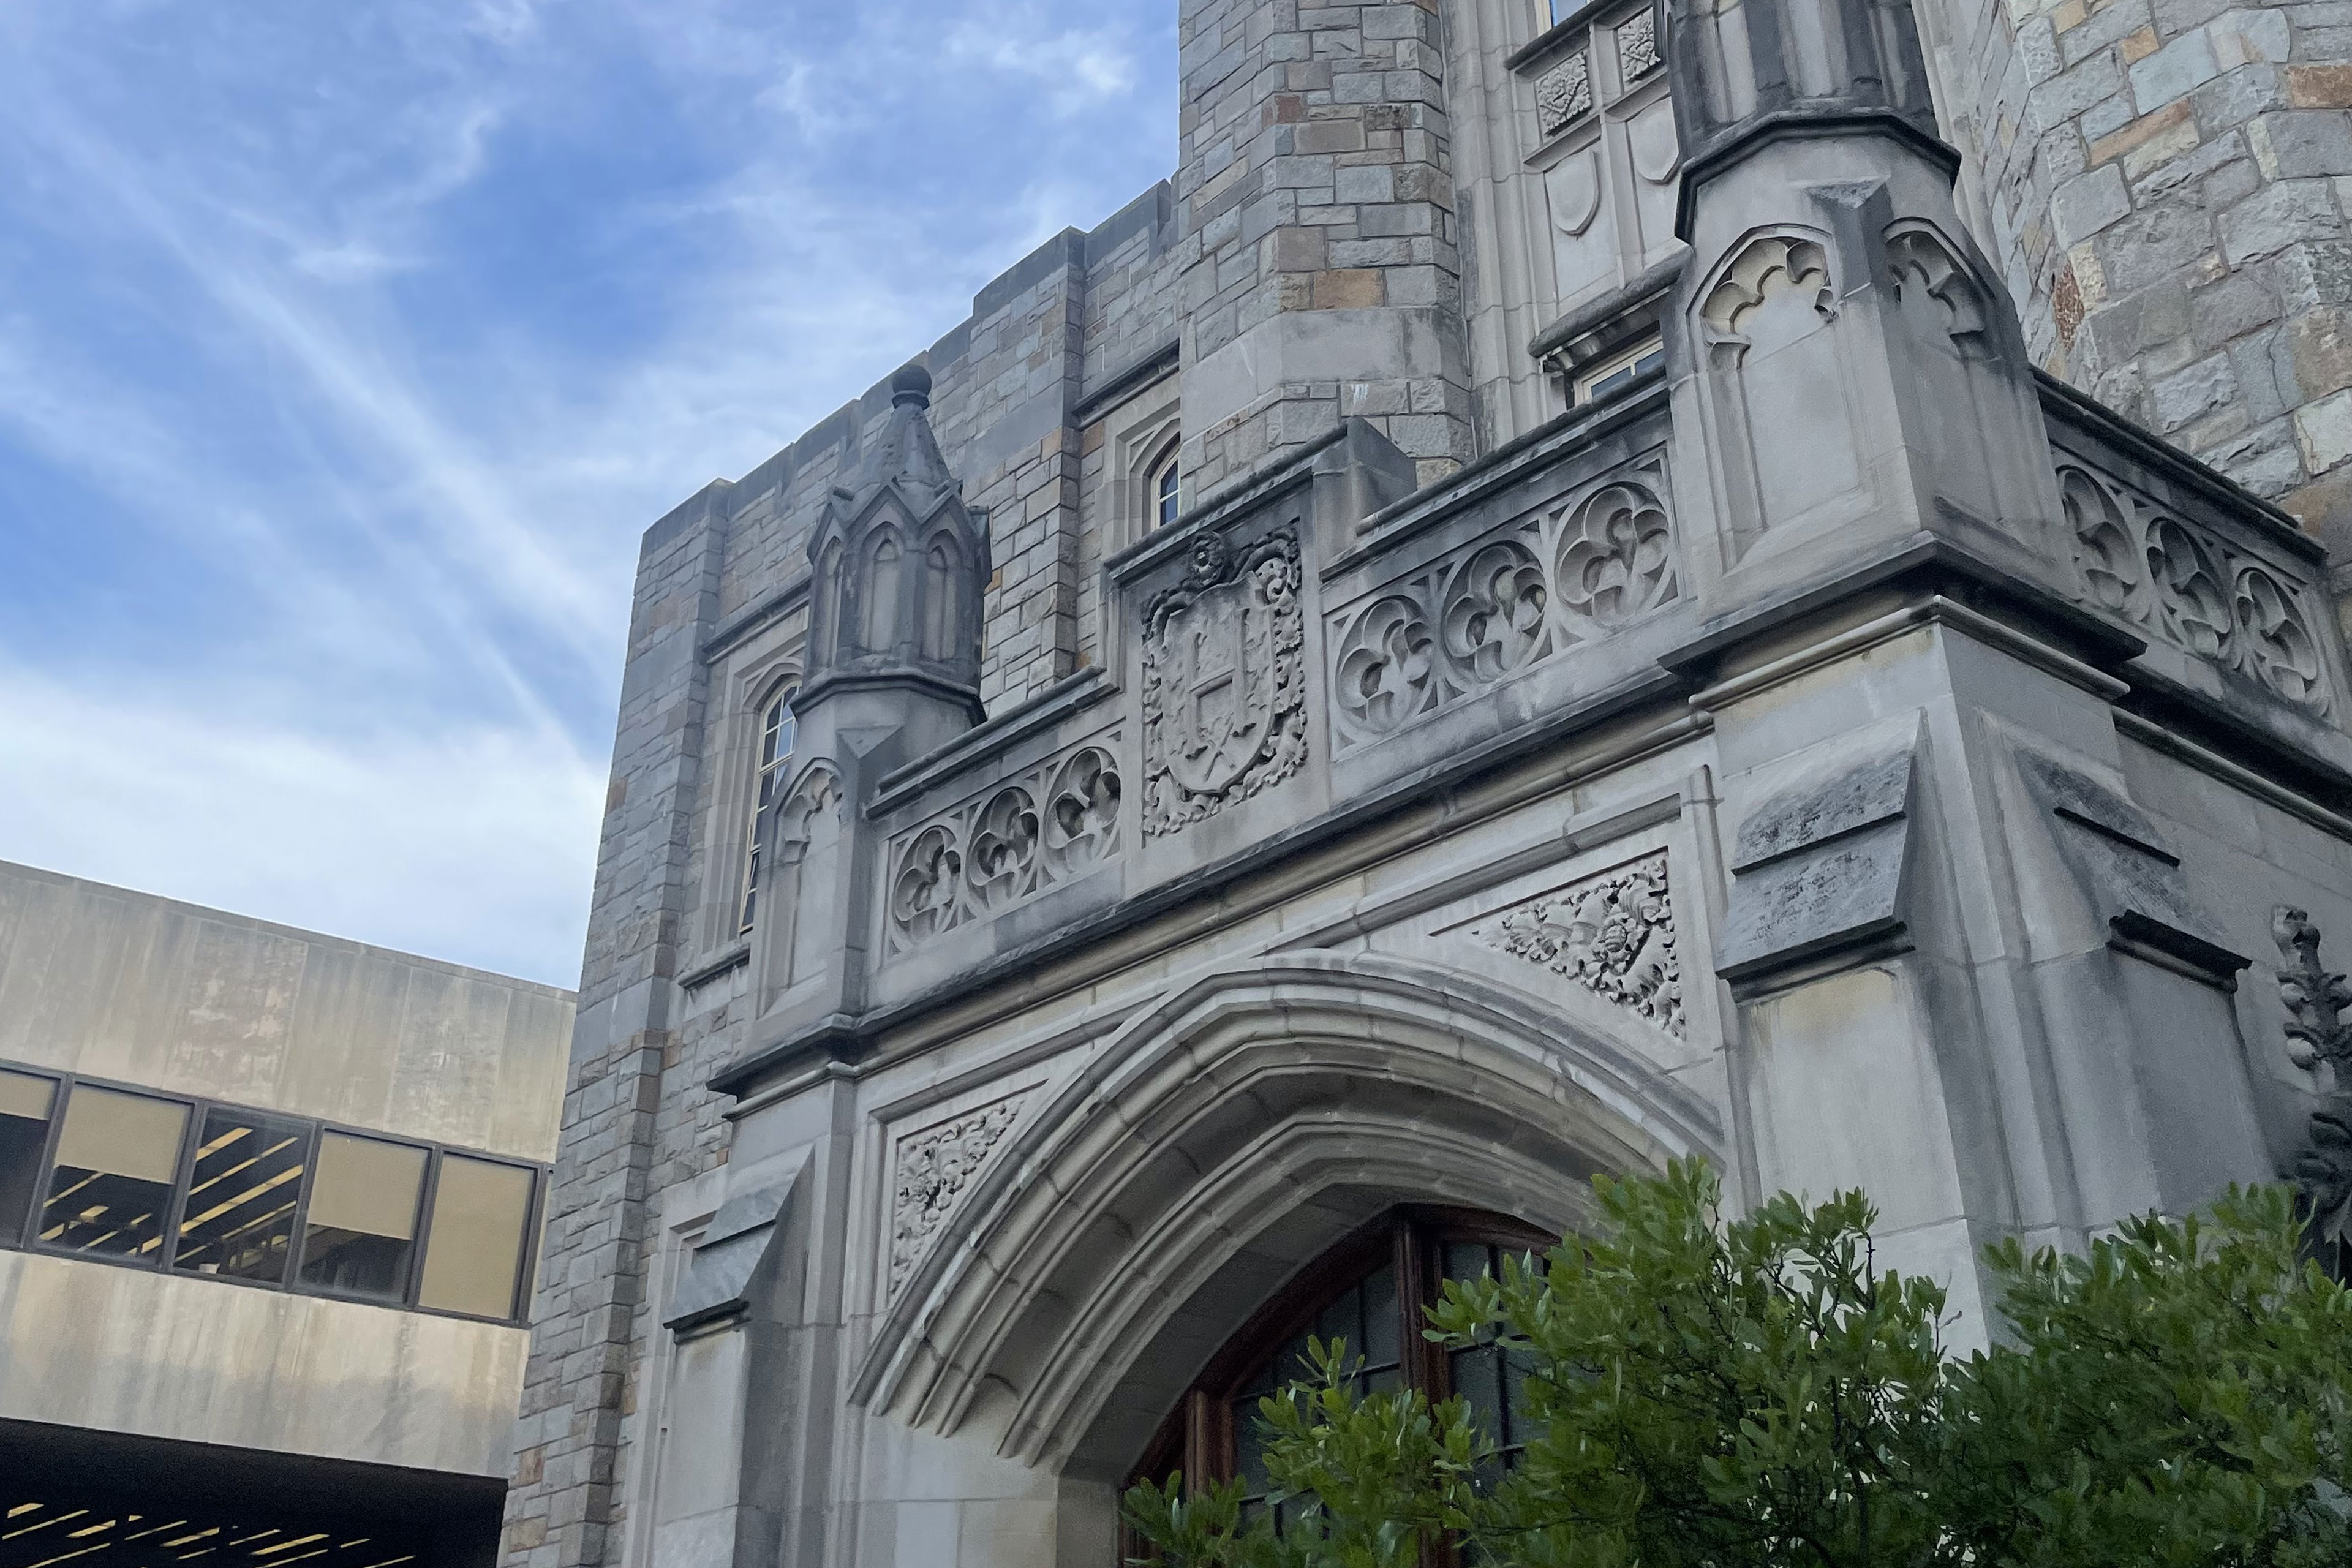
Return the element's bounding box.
[0,0,1175,984]
[0,668,603,987]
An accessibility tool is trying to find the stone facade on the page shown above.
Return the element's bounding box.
[504,1,2352,1565]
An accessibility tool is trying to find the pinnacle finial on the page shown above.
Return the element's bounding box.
[891,362,932,410]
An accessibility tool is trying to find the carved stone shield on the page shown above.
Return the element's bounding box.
[1140,530,1306,835]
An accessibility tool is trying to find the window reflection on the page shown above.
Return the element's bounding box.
[417,1155,533,1320]
[173,1108,312,1284]
[298,1131,426,1302]
[1231,1260,1403,1533]
[0,1069,55,1248]
[0,1060,541,1323]
[1443,1240,1539,1485]
[41,1086,188,1260]
[1156,456,1181,529]
[740,684,799,931]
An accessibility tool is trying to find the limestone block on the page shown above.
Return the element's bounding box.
[2053,162,2134,242]
[1716,723,1922,989]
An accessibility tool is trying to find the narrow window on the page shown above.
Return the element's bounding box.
[0,1068,56,1248]
[739,684,799,932]
[922,538,960,662]
[417,1154,535,1320]
[1154,450,1182,529]
[861,535,902,652]
[1573,337,1666,405]
[298,1131,426,1302]
[172,1107,312,1284]
[40,1086,189,1261]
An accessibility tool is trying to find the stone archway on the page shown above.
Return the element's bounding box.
[853,951,1721,1490]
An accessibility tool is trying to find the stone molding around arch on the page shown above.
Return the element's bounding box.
[848,951,1723,1474]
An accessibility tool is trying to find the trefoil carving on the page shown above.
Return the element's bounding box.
[889,1093,1028,1299]
[1329,461,1679,752]
[2054,463,2331,714]
[883,739,1123,954]
[1140,530,1307,836]
[1473,851,1684,1036]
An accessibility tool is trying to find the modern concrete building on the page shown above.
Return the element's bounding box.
[506,0,2352,1564]
[0,859,572,1567]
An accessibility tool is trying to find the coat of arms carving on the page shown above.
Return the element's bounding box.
[1140,529,1308,836]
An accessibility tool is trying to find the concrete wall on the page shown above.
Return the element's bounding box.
[0,860,571,1155]
[0,1251,529,1476]
[0,858,573,1477]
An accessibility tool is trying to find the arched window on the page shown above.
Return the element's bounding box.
[861,534,902,653]
[737,683,799,932]
[1151,444,1182,530]
[1128,1207,1550,1537]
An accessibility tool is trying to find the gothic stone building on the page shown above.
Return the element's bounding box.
[504,0,2352,1562]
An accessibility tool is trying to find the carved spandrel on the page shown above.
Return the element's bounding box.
[1472,851,1684,1036]
[889,1093,1029,1299]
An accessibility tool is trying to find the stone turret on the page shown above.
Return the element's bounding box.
[1664,0,2065,596]
[802,363,989,715]
[1668,0,1941,179]
[744,363,988,1050]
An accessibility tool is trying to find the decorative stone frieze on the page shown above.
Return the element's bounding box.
[1329,462,1678,752]
[1472,851,1684,1036]
[2056,464,2331,713]
[883,739,1122,953]
[889,1093,1030,1299]
[1140,531,1307,835]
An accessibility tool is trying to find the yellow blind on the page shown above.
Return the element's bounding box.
[53,1087,187,1185]
[417,1156,534,1319]
[0,1069,53,1121]
[307,1132,426,1241]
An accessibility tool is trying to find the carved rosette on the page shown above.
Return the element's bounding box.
[1535,52,1591,138]
[2052,464,2331,714]
[1615,10,1659,81]
[889,1093,1029,1298]
[1140,531,1308,836]
[883,738,1123,954]
[1472,851,1684,1036]
[1329,462,1679,752]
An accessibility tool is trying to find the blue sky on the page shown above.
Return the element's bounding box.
[0,0,1176,987]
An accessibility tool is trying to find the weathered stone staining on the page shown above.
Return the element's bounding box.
[503,1,2352,1564]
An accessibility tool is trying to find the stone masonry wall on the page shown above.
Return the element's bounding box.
[1176,0,1477,489]
[1937,0,2352,605]
[500,483,730,1568]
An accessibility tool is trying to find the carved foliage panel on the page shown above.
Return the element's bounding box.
[1469,850,1685,1037]
[1328,460,1678,752]
[888,1089,1031,1300]
[885,737,1123,954]
[2056,462,2331,714]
